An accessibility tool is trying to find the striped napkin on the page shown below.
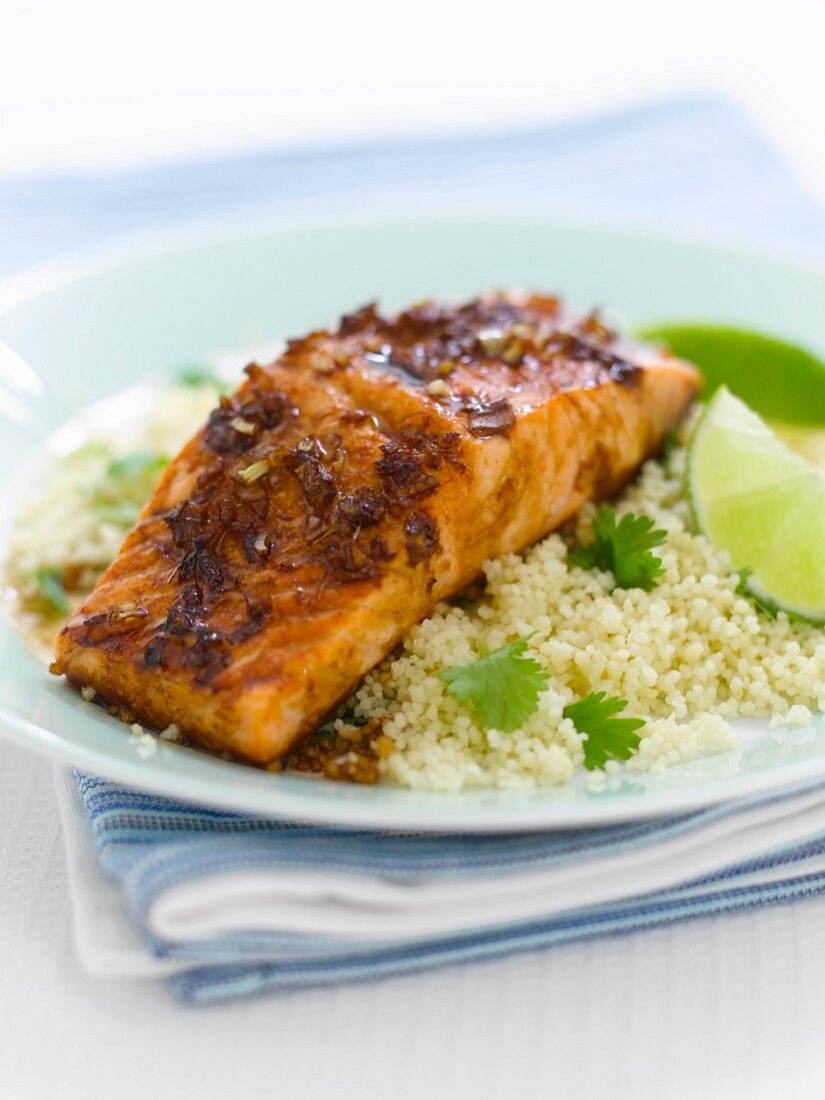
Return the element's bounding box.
[58,771,825,1004]
[30,96,825,1003]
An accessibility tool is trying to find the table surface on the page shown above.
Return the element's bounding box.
[4,737,825,1100]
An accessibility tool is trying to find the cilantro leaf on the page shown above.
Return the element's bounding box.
[89,453,168,530]
[31,567,69,618]
[661,429,678,463]
[175,365,231,392]
[563,692,644,770]
[570,506,666,591]
[438,634,550,732]
[339,710,368,727]
[96,500,142,526]
[106,452,168,480]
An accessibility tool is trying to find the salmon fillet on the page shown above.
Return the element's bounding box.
[53,292,699,763]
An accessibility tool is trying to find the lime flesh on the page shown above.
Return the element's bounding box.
[688,387,825,623]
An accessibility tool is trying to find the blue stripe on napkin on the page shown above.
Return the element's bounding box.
[76,772,825,1005]
[173,869,825,1004]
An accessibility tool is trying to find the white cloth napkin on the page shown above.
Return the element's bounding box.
[57,768,825,986]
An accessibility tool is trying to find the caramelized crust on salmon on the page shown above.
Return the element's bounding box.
[53,293,699,763]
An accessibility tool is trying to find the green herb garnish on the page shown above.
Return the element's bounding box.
[563,692,644,770]
[90,452,168,529]
[339,710,368,727]
[31,567,69,617]
[106,452,167,480]
[570,507,666,591]
[661,429,678,462]
[438,634,550,732]
[175,365,230,391]
[96,500,143,526]
[660,429,679,474]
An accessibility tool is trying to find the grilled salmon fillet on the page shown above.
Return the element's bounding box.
[53,293,699,763]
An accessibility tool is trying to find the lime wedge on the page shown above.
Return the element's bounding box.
[687,386,825,623]
[637,324,825,425]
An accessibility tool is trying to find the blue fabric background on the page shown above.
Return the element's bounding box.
[3,97,825,281]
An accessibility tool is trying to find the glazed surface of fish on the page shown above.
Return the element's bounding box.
[54,293,699,762]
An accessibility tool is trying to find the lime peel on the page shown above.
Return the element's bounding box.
[637,323,825,425]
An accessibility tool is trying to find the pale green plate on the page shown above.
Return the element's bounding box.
[0,216,823,831]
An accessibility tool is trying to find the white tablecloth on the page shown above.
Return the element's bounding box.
[4,738,825,1100]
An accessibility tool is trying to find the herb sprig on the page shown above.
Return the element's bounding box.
[570,507,666,591]
[92,451,168,529]
[438,634,550,733]
[563,692,645,770]
[106,452,168,481]
[175,365,232,392]
[31,567,69,617]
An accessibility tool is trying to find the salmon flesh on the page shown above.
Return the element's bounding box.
[53,293,699,762]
